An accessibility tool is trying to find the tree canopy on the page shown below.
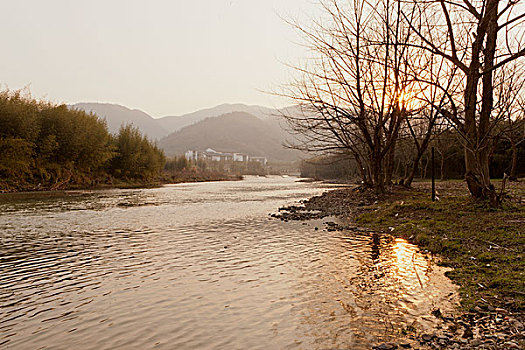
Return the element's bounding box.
[0,90,166,191]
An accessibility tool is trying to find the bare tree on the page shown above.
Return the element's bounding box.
[399,50,459,187]
[434,131,463,180]
[280,0,420,194]
[405,0,525,205]
[492,62,525,180]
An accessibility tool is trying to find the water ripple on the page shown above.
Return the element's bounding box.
[0,177,457,349]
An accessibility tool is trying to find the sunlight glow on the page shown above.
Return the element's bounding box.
[389,238,429,289]
[398,89,419,111]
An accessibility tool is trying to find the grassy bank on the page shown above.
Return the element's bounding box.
[355,180,524,312]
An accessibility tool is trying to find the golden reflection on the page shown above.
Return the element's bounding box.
[388,238,430,289]
[294,232,458,348]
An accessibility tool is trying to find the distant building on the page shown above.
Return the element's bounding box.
[249,156,268,166]
[184,150,199,161]
[184,149,267,165]
[201,148,233,162]
[233,153,248,162]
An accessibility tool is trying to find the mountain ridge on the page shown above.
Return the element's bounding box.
[70,102,169,140]
[71,102,304,162]
[158,111,303,162]
[156,103,281,132]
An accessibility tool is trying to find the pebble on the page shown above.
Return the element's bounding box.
[436,336,449,345]
[510,319,524,330]
[421,334,435,342]
[373,342,398,350]
[462,327,473,339]
[469,338,482,347]
[503,341,521,349]
[494,333,506,341]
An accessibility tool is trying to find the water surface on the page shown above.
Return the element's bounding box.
[0,176,457,349]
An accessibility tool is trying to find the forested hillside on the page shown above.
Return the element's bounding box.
[0,91,165,192]
[159,112,303,162]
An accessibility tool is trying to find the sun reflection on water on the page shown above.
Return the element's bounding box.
[294,230,458,349]
[388,238,431,290]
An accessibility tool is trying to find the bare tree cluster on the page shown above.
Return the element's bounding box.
[280,0,525,204]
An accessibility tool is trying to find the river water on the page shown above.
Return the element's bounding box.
[0,176,458,349]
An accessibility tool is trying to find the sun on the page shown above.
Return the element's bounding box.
[397,88,423,111]
[398,89,415,105]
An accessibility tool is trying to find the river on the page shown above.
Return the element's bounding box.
[0,176,458,349]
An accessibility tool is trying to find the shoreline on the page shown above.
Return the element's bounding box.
[0,174,243,194]
[276,180,524,349]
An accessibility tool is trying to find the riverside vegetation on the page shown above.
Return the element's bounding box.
[0,90,239,192]
[299,126,524,185]
[162,156,243,184]
[0,90,165,192]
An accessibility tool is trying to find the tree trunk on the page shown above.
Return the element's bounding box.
[463,3,485,198]
[403,155,420,187]
[394,157,401,181]
[404,134,433,187]
[424,156,430,179]
[385,144,396,186]
[440,151,445,181]
[356,155,372,187]
[464,151,484,198]
[509,137,518,181]
[464,0,500,206]
[371,154,385,194]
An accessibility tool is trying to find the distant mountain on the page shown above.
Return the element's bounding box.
[158,111,303,162]
[157,103,280,132]
[71,103,168,140]
[70,102,306,161]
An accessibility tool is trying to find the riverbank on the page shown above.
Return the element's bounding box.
[160,170,243,185]
[0,172,242,193]
[0,170,243,193]
[276,179,524,349]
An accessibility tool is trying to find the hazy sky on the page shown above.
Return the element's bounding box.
[0,0,319,117]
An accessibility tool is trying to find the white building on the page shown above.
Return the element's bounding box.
[249,156,268,166]
[233,153,248,162]
[185,149,267,165]
[184,150,199,161]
